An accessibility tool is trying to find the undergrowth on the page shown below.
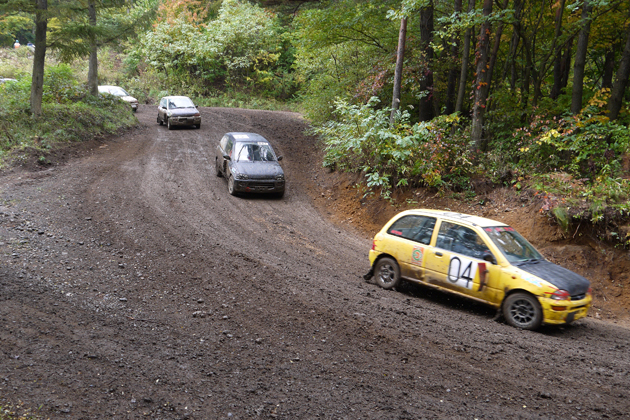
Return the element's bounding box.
[0,63,137,168]
[315,95,630,247]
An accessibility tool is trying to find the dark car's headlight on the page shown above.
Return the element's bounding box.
[275,174,285,181]
[234,172,248,180]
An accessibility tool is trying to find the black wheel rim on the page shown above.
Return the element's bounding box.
[508,298,536,327]
[378,263,396,286]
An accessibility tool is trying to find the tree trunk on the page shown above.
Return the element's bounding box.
[481,0,507,102]
[521,40,531,107]
[550,0,567,99]
[502,25,520,91]
[30,0,47,117]
[87,0,98,96]
[560,37,574,92]
[455,0,474,114]
[419,0,434,122]
[571,0,593,114]
[602,48,615,89]
[390,17,407,124]
[444,0,462,115]
[471,0,493,151]
[504,0,524,92]
[608,8,630,120]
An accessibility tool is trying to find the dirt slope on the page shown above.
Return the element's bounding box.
[1,106,630,419]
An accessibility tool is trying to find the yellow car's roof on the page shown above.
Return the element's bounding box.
[394,209,509,228]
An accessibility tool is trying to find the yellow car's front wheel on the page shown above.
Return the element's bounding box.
[374,257,401,290]
[503,292,543,330]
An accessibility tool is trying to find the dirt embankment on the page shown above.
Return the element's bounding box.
[1,105,630,420]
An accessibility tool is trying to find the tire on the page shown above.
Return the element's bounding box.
[227,176,236,196]
[158,115,163,126]
[275,190,284,198]
[374,257,401,290]
[167,118,173,130]
[195,123,201,129]
[215,158,222,177]
[502,292,543,330]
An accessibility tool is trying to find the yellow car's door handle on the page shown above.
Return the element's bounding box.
[435,251,443,257]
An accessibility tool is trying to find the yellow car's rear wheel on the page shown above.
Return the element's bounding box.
[374,257,401,290]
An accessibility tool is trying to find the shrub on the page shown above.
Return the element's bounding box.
[314,97,473,198]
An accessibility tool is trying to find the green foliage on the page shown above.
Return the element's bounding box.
[501,112,629,182]
[0,13,33,46]
[134,0,296,98]
[293,0,398,124]
[314,97,472,199]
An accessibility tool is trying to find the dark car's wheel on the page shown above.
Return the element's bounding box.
[195,123,201,129]
[215,158,222,177]
[167,118,173,130]
[374,257,401,290]
[227,176,236,196]
[275,190,285,198]
[502,292,543,330]
[158,115,163,126]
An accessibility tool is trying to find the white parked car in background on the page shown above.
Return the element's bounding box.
[98,85,139,112]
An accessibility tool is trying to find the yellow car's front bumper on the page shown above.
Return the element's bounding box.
[539,295,592,325]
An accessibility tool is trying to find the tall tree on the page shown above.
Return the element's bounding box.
[444,0,462,115]
[48,0,158,92]
[571,0,593,114]
[455,0,474,113]
[470,0,493,151]
[608,7,630,120]
[30,0,47,117]
[418,0,434,121]
[390,17,407,123]
[480,0,508,102]
[0,0,49,116]
[87,0,98,96]
[550,0,568,99]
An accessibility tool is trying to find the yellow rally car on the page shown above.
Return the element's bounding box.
[365,210,592,330]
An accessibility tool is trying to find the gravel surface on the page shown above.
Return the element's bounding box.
[1,105,629,419]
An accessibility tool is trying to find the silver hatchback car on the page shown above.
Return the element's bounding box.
[157,96,201,129]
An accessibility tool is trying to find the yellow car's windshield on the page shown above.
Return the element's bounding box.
[483,226,543,264]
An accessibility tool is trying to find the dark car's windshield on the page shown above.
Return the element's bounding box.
[484,226,543,263]
[235,143,276,162]
[168,97,195,109]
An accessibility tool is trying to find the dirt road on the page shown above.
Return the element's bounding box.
[1,106,629,419]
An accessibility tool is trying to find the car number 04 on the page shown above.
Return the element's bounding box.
[447,256,478,290]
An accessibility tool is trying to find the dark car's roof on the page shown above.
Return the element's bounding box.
[226,132,269,143]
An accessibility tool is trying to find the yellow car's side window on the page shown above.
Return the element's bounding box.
[436,221,491,260]
[387,215,436,245]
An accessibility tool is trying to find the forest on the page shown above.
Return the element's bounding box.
[1,0,630,245]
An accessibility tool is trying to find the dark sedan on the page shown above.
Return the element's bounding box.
[157,96,201,129]
[215,132,285,197]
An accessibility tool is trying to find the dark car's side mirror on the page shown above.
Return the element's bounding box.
[223,155,231,161]
[277,155,283,161]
